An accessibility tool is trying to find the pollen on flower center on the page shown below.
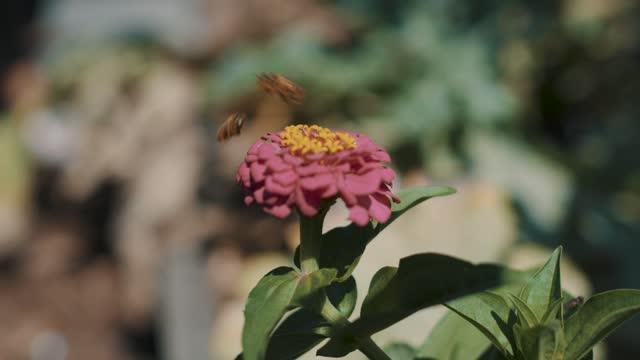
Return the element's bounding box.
[280,124,357,155]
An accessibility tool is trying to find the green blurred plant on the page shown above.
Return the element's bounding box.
[205,4,516,141]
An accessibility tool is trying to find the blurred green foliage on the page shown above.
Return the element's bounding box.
[0,118,31,207]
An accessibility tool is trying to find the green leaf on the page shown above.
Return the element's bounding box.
[360,255,516,333]
[422,268,540,359]
[266,309,329,360]
[315,336,355,358]
[446,292,517,357]
[242,267,299,360]
[579,351,594,360]
[382,343,418,360]
[564,289,640,360]
[264,276,358,360]
[478,347,509,360]
[417,311,494,360]
[242,267,337,360]
[519,247,563,321]
[508,293,539,327]
[541,297,565,324]
[294,186,456,280]
[362,266,398,304]
[513,320,565,360]
[292,268,338,306]
[326,276,359,318]
[319,253,526,355]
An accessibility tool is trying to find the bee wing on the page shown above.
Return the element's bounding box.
[256,72,305,104]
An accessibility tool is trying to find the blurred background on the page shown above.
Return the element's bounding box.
[1,0,639,359]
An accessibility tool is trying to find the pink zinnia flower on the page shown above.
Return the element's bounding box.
[236,124,399,226]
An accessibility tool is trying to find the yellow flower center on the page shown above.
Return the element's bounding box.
[280,124,357,155]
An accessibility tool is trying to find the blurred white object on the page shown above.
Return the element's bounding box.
[160,245,214,360]
[466,130,573,231]
[23,110,77,166]
[30,331,69,360]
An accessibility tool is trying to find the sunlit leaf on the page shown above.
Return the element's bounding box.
[446,292,516,357]
[319,253,526,356]
[382,343,418,360]
[242,267,298,360]
[417,311,493,360]
[513,320,565,360]
[242,267,336,360]
[264,276,357,360]
[508,293,539,328]
[519,247,563,321]
[564,289,640,360]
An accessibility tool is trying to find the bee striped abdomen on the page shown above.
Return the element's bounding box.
[216,113,247,142]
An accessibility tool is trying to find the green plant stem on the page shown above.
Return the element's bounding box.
[299,202,388,358]
[356,338,392,360]
[298,211,325,273]
[320,296,391,360]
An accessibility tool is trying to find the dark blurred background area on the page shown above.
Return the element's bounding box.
[0,0,638,359]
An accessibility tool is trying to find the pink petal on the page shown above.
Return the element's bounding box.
[354,136,376,150]
[371,150,391,163]
[262,133,282,143]
[355,162,380,174]
[245,154,258,163]
[343,171,382,195]
[273,170,297,186]
[326,150,351,163]
[295,187,320,217]
[380,167,396,183]
[266,177,295,195]
[334,163,350,172]
[264,204,291,218]
[378,185,400,203]
[297,163,329,176]
[253,187,265,203]
[244,195,254,205]
[266,156,290,172]
[300,173,334,190]
[238,163,251,186]
[250,162,267,182]
[258,143,278,159]
[321,183,338,198]
[305,153,325,161]
[336,174,357,205]
[283,153,304,166]
[348,206,370,226]
[248,141,264,155]
[264,193,281,205]
[369,193,392,223]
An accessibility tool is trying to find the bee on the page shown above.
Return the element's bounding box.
[216,112,248,142]
[256,72,305,104]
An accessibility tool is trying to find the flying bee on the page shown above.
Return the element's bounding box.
[256,72,305,104]
[216,112,248,142]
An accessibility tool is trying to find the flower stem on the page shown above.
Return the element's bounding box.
[319,296,391,360]
[356,338,393,360]
[298,211,325,273]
